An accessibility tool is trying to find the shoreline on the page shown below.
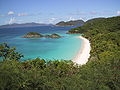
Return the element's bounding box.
[72,36,91,65]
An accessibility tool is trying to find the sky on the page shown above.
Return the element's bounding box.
[0,0,120,25]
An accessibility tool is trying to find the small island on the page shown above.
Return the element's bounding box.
[22,32,43,38]
[22,32,61,38]
[45,33,61,38]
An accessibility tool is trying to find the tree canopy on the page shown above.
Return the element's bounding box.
[0,16,120,90]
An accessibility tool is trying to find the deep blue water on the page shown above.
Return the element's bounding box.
[0,26,82,61]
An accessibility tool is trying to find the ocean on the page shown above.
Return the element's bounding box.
[0,26,82,61]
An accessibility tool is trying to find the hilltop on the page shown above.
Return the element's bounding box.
[56,20,84,26]
[68,16,120,34]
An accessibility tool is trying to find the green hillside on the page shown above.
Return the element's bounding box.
[56,20,84,26]
[69,16,120,60]
[0,16,120,90]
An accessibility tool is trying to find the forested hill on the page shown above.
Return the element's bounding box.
[56,20,84,26]
[69,16,120,60]
[0,16,120,89]
[68,16,120,34]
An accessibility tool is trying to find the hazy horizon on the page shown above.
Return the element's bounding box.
[0,0,120,25]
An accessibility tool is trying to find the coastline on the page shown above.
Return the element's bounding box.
[72,36,91,65]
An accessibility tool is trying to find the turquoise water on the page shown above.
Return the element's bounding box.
[0,26,82,61]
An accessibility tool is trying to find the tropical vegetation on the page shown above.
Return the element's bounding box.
[0,16,120,90]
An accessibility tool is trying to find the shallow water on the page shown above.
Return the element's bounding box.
[0,26,82,61]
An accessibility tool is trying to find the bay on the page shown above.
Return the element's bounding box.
[0,26,82,61]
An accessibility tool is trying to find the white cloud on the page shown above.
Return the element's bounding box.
[79,17,86,20]
[8,17,16,24]
[117,11,120,15]
[18,13,28,16]
[48,18,56,23]
[8,11,15,15]
[68,17,75,21]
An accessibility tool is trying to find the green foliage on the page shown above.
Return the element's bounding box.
[68,16,120,34]
[0,16,120,89]
[69,16,120,59]
[27,32,41,35]
[69,26,86,33]
[0,56,119,89]
[0,43,23,61]
[52,33,59,36]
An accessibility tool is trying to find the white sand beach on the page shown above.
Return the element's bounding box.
[72,36,91,65]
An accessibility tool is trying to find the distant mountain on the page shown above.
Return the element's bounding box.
[56,20,84,26]
[0,23,54,29]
